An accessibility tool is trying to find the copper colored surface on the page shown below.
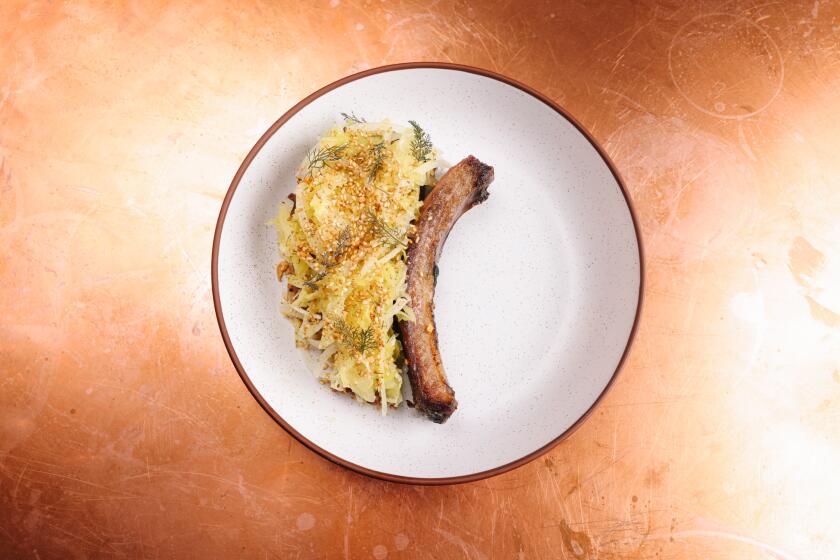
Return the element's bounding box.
[1,1,838,558]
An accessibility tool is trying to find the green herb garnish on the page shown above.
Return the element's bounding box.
[334,319,376,353]
[305,143,346,176]
[367,142,386,184]
[366,209,406,247]
[341,112,367,124]
[303,226,352,288]
[408,120,432,162]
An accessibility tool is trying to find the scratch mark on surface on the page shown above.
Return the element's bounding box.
[24,468,137,497]
[434,528,488,560]
[343,485,353,560]
[45,522,117,554]
[738,122,758,161]
[12,464,28,503]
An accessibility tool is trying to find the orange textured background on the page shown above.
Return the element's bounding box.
[2,1,839,558]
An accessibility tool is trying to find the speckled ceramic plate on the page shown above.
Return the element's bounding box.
[212,63,642,484]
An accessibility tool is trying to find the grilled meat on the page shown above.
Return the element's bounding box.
[398,156,494,423]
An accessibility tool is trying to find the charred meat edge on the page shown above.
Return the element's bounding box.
[398,156,494,423]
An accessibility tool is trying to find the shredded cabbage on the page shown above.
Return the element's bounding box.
[271,118,436,412]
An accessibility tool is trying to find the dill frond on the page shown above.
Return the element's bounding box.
[408,120,432,162]
[306,143,346,176]
[365,209,406,247]
[333,319,376,354]
[367,142,386,184]
[303,226,352,289]
[341,112,367,124]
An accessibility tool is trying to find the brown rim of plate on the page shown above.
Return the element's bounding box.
[211,62,645,486]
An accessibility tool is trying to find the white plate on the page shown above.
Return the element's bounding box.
[212,64,642,483]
